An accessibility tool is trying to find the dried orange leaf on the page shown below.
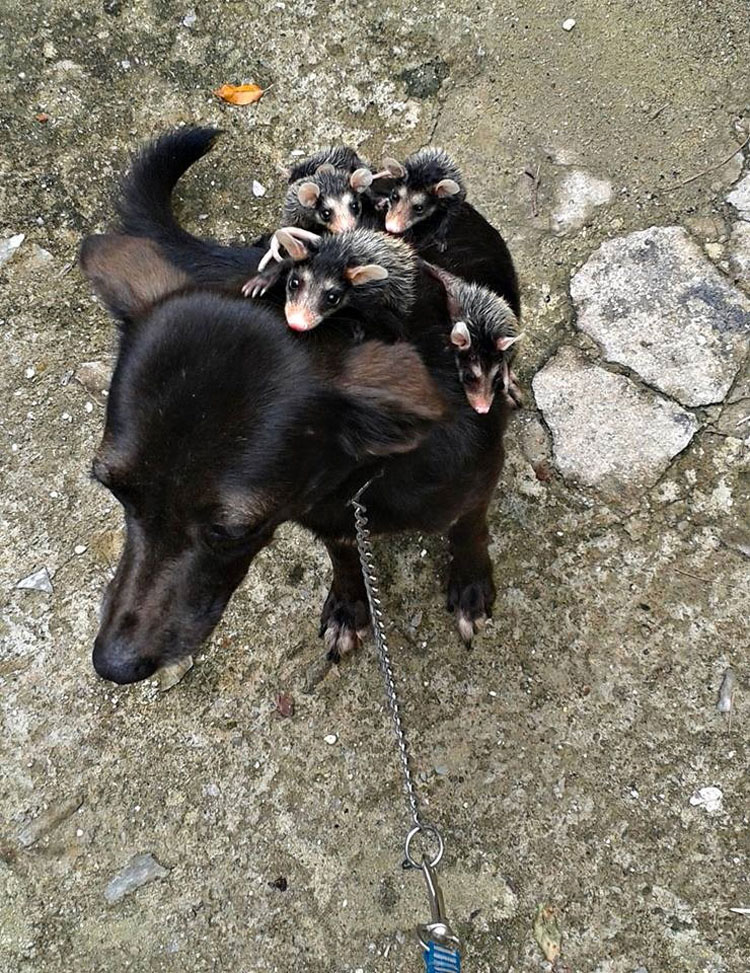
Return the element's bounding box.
[213,83,267,106]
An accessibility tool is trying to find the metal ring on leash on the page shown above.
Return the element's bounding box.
[404,824,445,870]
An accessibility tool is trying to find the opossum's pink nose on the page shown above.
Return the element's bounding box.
[467,391,494,414]
[329,212,357,233]
[285,304,321,331]
[385,214,408,234]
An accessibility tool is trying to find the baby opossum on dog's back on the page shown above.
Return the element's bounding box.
[379,147,520,318]
[429,265,522,414]
[281,146,383,235]
[246,228,417,336]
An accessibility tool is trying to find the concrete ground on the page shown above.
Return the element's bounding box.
[1,1,749,970]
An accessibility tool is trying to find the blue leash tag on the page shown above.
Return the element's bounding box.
[424,941,461,972]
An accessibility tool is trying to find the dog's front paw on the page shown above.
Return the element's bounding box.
[446,570,496,645]
[319,590,370,663]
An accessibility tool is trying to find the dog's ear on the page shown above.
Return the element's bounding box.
[333,341,447,458]
[79,234,189,323]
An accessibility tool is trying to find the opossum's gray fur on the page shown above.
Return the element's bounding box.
[312,230,418,312]
[451,278,518,341]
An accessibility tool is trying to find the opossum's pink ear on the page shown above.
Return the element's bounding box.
[79,233,189,324]
[297,182,321,207]
[496,333,521,352]
[315,162,336,175]
[275,229,311,262]
[334,341,447,457]
[350,167,373,193]
[433,178,461,197]
[381,157,406,179]
[450,321,471,350]
[345,264,389,286]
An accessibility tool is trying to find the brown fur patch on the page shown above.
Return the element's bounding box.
[339,341,446,421]
[80,234,189,320]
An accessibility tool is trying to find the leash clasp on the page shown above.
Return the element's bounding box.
[417,858,461,953]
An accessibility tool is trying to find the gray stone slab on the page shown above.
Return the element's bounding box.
[727,172,750,219]
[571,226,750,406]
[532,347,698,504]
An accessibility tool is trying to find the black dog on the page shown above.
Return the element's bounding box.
[80,128,514,683]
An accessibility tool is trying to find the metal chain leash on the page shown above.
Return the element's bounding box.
[351,478,461,970]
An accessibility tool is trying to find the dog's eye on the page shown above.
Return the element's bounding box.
[288,276,300,291]
[326,291,341,306]
[320,207,332,222]
[206,523,255,544]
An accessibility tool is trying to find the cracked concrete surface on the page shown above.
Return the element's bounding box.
[2,1,750,971]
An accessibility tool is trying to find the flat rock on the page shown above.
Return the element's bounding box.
[727,220,750,285]
[532,347,698,504]
[571,226,750,406]
[727,172,750,219]
[104,852,169,904]
[551,169,612,233]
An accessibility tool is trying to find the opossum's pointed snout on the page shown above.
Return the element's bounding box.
[385,214,409,234]
[467,391,494,414]
[329,212,358,233]
[285,304,321,331]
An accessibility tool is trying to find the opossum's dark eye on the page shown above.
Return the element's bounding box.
[389,189,400,202]
[349,199,360,215]
[320,207,332,222]
[413,203,424,215]
[288,275,300,291]
[326,290,341,306]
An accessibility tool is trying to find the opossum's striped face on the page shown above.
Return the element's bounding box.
[284,260,388,332]
[384,187,436,234]
[450,320,520,414]
[285,265,348,331]
[286,168,373,234]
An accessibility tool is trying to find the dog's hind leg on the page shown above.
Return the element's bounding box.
[319,539,370,663]
[446,501,497,646]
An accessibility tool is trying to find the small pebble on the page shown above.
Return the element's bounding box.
[252,180,267,197]
[0,233,25,269]
[181,10,197,27]
[562,17,576,30]
[718,668,735,714]
[104,853,169,904]
[16,566,53,594]
[324,734,338,745]
[24,366,36,379]
[74,544,87,555]
[157,655,193,691]
[689,785,723,813]
[84,401,94,413]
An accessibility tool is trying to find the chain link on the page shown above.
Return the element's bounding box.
[352,485,422,828]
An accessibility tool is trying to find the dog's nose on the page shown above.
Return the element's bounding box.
[92,635,158,684]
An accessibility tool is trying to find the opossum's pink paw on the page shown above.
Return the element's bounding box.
[446,573,495,646]
[319,591,370,663]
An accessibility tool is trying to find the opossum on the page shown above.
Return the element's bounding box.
[378,148,520,318]
[380,148,466,250]
[244,227,417,335]
[428,265,522,414]
[282,167,380,235]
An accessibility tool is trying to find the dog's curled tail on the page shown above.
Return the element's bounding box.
[115,126,220,244]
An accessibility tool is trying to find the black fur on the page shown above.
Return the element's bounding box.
[287,145,366,182]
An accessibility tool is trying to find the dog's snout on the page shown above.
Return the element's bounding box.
[92,635,158,685]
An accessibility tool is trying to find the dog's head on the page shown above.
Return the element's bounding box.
[80,234,445,683]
